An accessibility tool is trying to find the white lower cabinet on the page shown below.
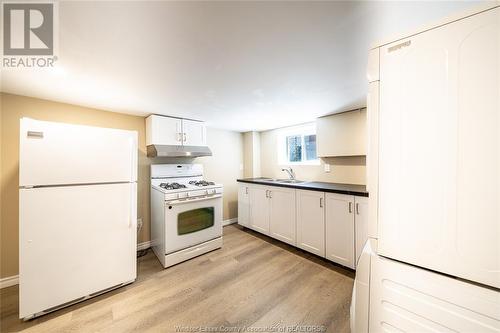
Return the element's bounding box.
[325,193,355,269]
[249,185,270,234]
[269,187,296,246]
[237,184,250,227]
[238,182,368,270]
[296,190,325,257]
[245,184,296,243]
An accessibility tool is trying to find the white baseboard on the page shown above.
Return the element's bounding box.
[137,240,151,251]
[0,275,19,289]
[223,218,238,226]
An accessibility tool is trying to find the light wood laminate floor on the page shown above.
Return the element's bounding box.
[0,225,354,333]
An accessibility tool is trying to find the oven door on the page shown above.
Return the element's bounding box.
[164,194,223,254]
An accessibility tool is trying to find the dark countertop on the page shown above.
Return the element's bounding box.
[237,178,368,197]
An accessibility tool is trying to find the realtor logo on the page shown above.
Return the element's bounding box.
[3,3,53,55]
[2,2,57,68]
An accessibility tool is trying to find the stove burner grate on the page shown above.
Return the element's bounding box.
[159,182,187,190]
[189,180,216,187]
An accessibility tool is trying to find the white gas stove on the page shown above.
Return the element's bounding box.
[150,164,223,268]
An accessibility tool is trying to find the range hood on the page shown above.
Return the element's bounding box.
[147,144,212,158]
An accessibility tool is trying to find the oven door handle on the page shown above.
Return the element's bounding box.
[165,194,222,205]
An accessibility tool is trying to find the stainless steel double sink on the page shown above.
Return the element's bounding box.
[257,178,306,184]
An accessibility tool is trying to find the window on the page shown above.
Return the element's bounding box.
[279,123,319,165]
[287,135,302,162]
[304,134,317,160]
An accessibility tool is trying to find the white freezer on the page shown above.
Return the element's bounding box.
[369,254,500,332]
[19,183,137,319]
[20,118,138,186]
[351,241,500,333]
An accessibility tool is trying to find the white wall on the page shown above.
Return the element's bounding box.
[199,128,244,219]
[243,131,261,178]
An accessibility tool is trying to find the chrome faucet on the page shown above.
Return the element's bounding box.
[282,167,296,180]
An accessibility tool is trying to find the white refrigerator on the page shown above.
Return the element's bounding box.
[19,118,138,320]
[352,4,500,333]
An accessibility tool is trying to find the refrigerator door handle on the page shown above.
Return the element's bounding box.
[129,182,137,229]
[27,131,44,138]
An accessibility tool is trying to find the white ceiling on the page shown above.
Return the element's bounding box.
[0,1,486,131]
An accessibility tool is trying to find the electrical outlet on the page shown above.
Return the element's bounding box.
[137,218,143,231]
[324,163,331,173]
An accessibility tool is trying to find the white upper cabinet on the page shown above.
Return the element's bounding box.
[146,115,182,146]
[296,190,325,257]
[316,109,367,157]
[325,193,355,269]
[183,119,206,147]
[377,7,499,288]
[145,115,207,147]
[269,187,296,246]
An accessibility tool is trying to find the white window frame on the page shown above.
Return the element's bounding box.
[278,123,320,166]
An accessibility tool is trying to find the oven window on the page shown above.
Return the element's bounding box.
[178,207,215,235]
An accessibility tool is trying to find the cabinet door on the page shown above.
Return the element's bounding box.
[146,115,182,146]
[325,193,355,268]
[269,187,296,246]
[354,196,369,266]
[296,190,325,257]
[182,119,206,146]
[249,185,270,234]
[378,8,499,288]
[237,184,250,227]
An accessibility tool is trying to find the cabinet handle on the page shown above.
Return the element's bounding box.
[269,190,272,199]
[245,187,248,194]
[349,202,353,213]
[177,133,182,142]
[320,197,323,208]
[265,190,269,198]
[356,203,359,215]
[183,133,187,142]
